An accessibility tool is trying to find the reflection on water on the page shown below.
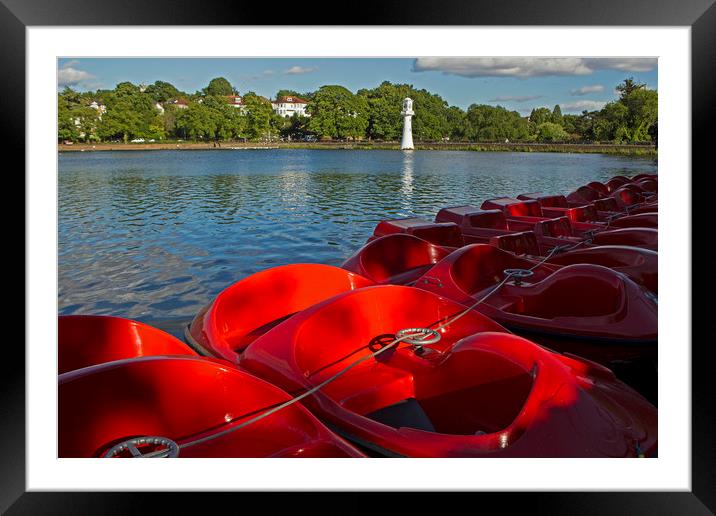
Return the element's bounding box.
[59,149,656,334]
[400,151,414,215]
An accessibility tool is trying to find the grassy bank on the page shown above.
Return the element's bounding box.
[58,141,658,156]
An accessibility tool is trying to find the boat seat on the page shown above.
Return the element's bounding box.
[481,198,543,217]
[534,217,574,238]
[373,218,463,247]
[489,232,541,256]
[517,193,569,208]
[593,197,619,212]
[366,398,436,432]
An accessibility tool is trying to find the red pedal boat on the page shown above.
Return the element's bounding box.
[342,233,452,284]
[186,264,374,363]
[59,315,197,374]
[480,197,603,236]
[59,356,365,458]
[517,192,613,223]
[239,285,657,457]
[517,192,655,227]
[416,248,657,365]
[435,205,658,252]
[457,233,657,294]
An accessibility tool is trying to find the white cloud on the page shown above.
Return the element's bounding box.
[58,66,95,86]
[570,84,605,96]
[61,59,80,69]
[584,57,657,72]
[489,94,543,103]
[283,66,318,75]
[561,100,608,112]
[412,57,656,78]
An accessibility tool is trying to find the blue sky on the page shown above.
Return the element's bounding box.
[57,57,657,115]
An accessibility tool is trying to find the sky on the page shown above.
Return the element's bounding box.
[57,57,658,115]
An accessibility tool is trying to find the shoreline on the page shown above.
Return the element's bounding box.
[58,141,658,156]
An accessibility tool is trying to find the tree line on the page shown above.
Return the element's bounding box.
[58,77,657,145]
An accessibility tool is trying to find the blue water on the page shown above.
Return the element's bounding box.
[58,149,656,335]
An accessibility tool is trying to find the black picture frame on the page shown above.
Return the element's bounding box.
[7,1,708,513]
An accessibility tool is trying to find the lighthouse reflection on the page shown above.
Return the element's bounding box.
[399,151,415,215]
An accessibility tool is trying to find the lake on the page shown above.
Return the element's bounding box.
[58,149,657,337]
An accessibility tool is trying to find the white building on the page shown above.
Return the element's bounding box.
[89,101,106,115]
[271,95,310,118]
[226,95,246,113]
[166,98,189,109]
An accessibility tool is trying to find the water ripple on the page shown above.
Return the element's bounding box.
[59,149,656,332]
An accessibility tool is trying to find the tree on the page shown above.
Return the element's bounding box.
[279,113,311,140]
[145,80,182,103]
[358,81,459,141]
[620,88,658,142]
[465,104,530,142]
[529,107,552,126]
[308,85,369,140]
[58,89,80,142]
[204,77,235,97]
[593,101,629,142]
[551,105,563,125]
[616,77,645,99]
[242,92,277,140]
[536,122,569,142]
[97,81,164,142]
[276,89,313,101]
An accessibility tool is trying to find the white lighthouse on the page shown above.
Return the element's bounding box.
[401,97,414,150]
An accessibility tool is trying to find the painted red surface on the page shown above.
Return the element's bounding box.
[59,315,197,374]
[371,217,464,248]
[415,249,657,364]
[240,285,657,457]
[342,233,452,285]
[187,263,374,363]
[59,355,365,458]
[434,205,657,253]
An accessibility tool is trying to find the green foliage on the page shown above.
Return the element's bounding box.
[357,81,457,140]
[57,76,657,145]
[529,107,552,126]
[308,85,369,140]
[536,122,569,142]
[57,88,101,142]
[551,105,563,125]
[174,95,248,140]
[279,113,311,140]
[96,81,164,142]
[145,81,182,103]
[276,90,313,101]
[242,92,280,140]
[616,77,645,98]
[204,77,235,97]
[465,104,530,141]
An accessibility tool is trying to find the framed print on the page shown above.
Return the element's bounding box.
[8,0,710,513]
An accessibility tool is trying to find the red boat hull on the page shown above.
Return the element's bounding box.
[545,245,658,294]
[240,285,657,457]
[415,249,657,365]
[59,356,365,458]
[342,233,452,285]
[187,264,374,362]
[59,315,197,374]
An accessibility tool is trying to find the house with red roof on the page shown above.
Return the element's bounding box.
[271,95,310,118]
